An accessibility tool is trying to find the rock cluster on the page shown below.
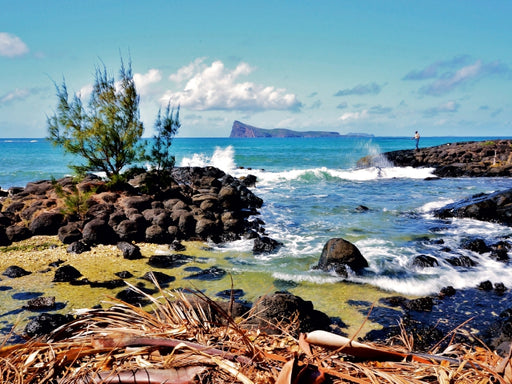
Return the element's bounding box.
[0,167,277,252]
[435,187,512,226]
[358,139,512,177]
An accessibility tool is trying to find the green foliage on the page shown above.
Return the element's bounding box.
[147,104,180,173]
[482,141,496,147]
[142,103,180,190]
[47,58,144,180]
[52,178,96,220]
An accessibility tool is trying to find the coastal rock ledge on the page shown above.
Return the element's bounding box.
[359,139,512,177]
[0,167,274,250]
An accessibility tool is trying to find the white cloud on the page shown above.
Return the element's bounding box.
[420,59,510,96]
[0,32,29,57]
[134,69,162,95]
[338,110,369,123]
[424,100,460,117]
[162,59,302,112]
[0,88,30,105]
[169,57,206,83]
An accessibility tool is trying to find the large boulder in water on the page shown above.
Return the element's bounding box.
[316,238,368,276]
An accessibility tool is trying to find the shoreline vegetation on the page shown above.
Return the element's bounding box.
[1,139,512,382]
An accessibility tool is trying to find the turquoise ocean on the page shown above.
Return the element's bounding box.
[1,136,512,299]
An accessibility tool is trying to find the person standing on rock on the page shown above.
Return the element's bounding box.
[413,131,420,150]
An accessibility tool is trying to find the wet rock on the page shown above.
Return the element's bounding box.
[355,205,369,212]
[405,297,434,312]
[147,254,193,268]
[216,289,245,300]
[412,255,439,268]
[25,296,56,310]
[461,238,490,254]
[170,240,186,251]
[435,188,512,226]
[115,270,133,279]
[478,280,493,291]
[439,286,456,298]
[447,255,477,267]
[117,241,142,260]
[316,237,369,276]
[115,285,156,306]
[490,241,511,262]
[24,313,73,339]
[3,265,31,278]
[240,174,257,188]
[253,236,283,254]
[495,283,507,294]
[88,279,125,289]
[141,271,176,286]
[53,265,82,282]
[67,240,91,254]
[185,266,226,281]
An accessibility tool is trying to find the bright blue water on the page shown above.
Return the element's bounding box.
[1,136,512,296]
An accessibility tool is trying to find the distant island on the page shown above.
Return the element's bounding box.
[229,121,374,138]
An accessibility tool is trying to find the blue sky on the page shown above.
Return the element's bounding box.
[1,1,511,138]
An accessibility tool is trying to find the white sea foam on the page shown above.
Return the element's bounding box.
[179,146,237,173]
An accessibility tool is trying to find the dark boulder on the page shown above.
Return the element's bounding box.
[185,266,226,281]
[435,188,512,226]
[123,195,152,211]
[247,291,332,335]
[53,265,82,282]
[23,180,53,196]
[253,236,283,254]
[67,240,91,254]
[145,224,169,244]
[147,254,193,268]
[3,265,31,278]
[412,255,439,268]
[141,271,176,286]
[447,255,477,267]
[25,296,56,310]
[461,238,490,254]
[24,313,73,339]
[58,222,83,244]
[117,241,142,260]
[115,219,145,242]
[82,218,117,245]
[316,238,369,276]
[405,297,434,312]
[6,225,31,242]
[0,227,10,246]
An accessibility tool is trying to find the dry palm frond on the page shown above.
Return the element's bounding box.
[0,283,511,383]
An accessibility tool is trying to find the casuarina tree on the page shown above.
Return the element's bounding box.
[47,58,144,181]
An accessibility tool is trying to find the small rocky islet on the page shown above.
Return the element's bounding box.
[1,140,512,354]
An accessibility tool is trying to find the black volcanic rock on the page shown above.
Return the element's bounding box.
[435,188,512,226]
[359,139,512,177]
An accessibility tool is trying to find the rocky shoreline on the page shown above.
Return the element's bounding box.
[2,141,512,355]
[358,138,512,177]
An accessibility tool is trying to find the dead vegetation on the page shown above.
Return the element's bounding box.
[1,277,512,383]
